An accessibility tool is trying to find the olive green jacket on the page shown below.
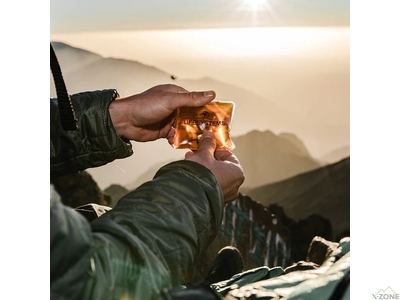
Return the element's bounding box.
[50,90,224,299]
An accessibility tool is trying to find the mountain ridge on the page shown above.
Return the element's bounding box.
[319,145,350,165]
[232,129,321,189]
[122,129,321,191]
[245,157,350,237]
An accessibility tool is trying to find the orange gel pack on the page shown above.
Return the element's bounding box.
[172,100,236,150]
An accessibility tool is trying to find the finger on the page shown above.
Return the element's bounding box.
[146,84,189,94]
[224,189,239,202]
[223,176,243,202]
[166,90,216,111]
[214,150,240,164]
[225,190,240,203]
[166,127,176,145]
[197,131,216,155]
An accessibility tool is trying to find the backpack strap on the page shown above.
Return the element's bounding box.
[50,43,78,131]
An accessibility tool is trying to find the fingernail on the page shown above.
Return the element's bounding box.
[202,131,213,138]
[203,91,215,98]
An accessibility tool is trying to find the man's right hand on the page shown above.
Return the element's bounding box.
[185,131,245,204]
[109,84,216,143]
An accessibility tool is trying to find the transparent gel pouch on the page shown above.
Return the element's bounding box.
[172,100,236,150]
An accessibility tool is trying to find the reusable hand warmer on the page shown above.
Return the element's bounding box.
[172,100,236,150]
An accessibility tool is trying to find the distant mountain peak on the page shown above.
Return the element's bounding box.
[230,129,321,189]
[179,76,242,90]
[51,41,70,48]
[279,132,312,157]
[199,76,213,81]
[238,130,312,158]
[51,41,102,57]
[249,129,275,135]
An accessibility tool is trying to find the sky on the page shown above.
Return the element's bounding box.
[50,0,350,33]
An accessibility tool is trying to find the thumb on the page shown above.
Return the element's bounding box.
[184,150,195,158]
[171,90,216,110]
[197,131,216,155]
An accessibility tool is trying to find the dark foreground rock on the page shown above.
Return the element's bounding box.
[191,193,292,284]
[51,170,111,208]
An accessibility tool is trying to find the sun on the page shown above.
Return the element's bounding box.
[241,0,270,11]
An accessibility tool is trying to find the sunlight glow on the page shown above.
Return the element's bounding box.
[241,0,270,11]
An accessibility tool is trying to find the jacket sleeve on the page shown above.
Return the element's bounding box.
[50,89,133,178]
[50,160,224,300]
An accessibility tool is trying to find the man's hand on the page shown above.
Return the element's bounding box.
[185,131,245,204]
[109,84,216,143]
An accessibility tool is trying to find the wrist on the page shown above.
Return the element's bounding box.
[109,99,130,139]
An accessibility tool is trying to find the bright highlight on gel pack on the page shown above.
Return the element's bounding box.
[172,100,236,150]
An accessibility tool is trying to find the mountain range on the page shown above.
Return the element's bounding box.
[123,129,321,191]
[245,157,350,238]
[50,41,348,190]
[232,130,321,189]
